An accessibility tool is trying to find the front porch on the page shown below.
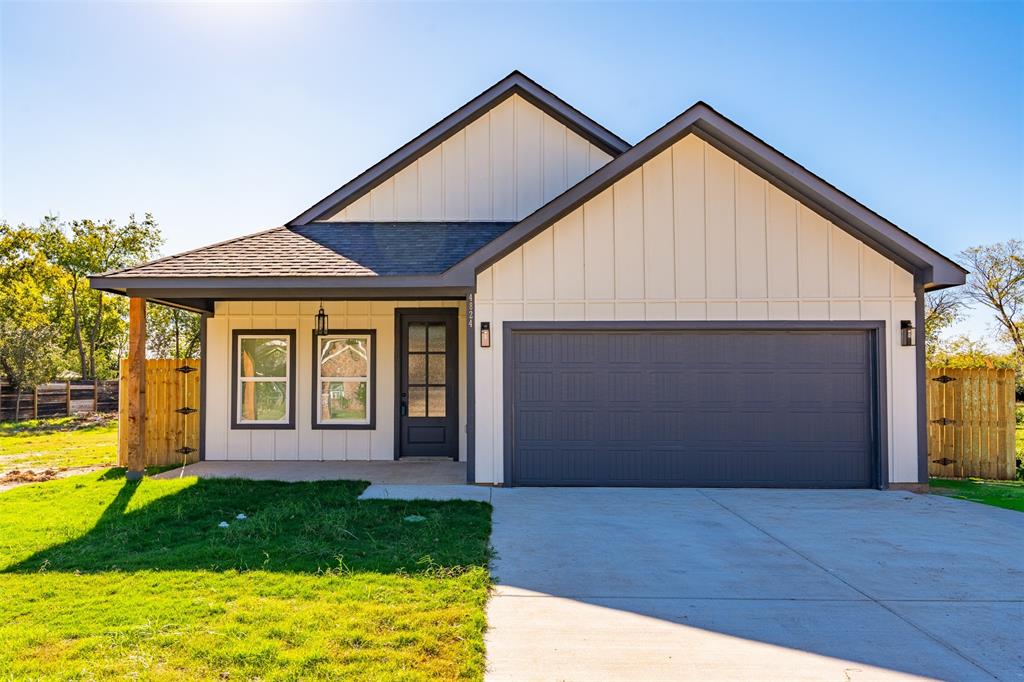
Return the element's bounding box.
[152,458,467,485]
[116,296,473,483]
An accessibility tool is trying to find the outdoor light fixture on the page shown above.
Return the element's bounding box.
[480,322,491,348]
[315,302,329,336]
[900,320,915,347]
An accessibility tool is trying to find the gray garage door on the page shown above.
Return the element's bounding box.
[508,328,878,488]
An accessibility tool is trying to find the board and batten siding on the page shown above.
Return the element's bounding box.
[204,300,466,461]
[473,135,920,484]
[321,94,614,222]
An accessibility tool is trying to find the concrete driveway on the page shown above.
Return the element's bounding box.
[485,488,1024,681]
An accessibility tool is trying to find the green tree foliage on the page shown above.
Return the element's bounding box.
[147,304,201,359]
[0,321,63,418]
[39,215,162,379]
[959,240,1024,357]
[924,289,965,363]
[929,334,1017,369]
[0,223,56,331]
[0,223,68,402]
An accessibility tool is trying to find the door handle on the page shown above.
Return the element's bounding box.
[400,392,408,417]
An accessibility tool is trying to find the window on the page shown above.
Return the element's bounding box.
[406,322,447,417]
[314,330,375,429]
[232,330,296,429]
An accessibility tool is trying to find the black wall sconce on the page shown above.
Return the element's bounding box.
[480,322,491,348]
[315,301,329,336]
[900,320,915,347]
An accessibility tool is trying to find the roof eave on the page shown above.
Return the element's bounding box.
[89,272,474,303]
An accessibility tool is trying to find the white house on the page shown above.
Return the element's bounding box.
[91,72,965,489]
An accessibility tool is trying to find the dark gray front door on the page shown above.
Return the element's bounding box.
[397,309,458,458]
[508,328,878,487]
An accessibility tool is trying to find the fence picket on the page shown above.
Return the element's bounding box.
[117,359,201,467]
[927,367,1016,480]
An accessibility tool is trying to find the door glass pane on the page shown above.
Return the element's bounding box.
[408,387,426,417]
[408,323,426,352]
[427,323,446,352]
[320,337,368,378]
[320,381,368,422]
[241,380,287,421]
[408,354,426,384]
[428,354,446,384]
[240,338,288,377]
[428,386,446,417]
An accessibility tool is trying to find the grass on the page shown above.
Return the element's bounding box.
[0,415,118,472]
[0,471,492,680]
[929,477,1024,512]
[1016,403,1023,464]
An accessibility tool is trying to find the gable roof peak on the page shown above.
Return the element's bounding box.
[287,71,630,226]
[441,99,965,290]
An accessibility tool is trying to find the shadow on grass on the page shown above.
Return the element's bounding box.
[4,469,491,575]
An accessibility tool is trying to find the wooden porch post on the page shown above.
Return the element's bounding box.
[125,297,146,480]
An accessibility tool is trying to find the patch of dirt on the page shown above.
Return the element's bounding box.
[1,413,118,436]
[0,465,110,493]
[66,413,118,430]
[1,468,63,483]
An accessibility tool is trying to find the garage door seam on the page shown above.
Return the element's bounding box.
[696,489,1000,681]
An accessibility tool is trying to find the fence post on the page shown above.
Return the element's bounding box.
[33,387,38,419]
[93,378,99,413]
[66,381,72,416]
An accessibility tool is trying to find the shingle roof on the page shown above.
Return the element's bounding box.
[101,222,516,279]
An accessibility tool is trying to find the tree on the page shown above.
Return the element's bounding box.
[39,215,162,379]
[928,334,1017,369]
[147,304,201,359]
[958,240,1024,357]
[0,321,63,420]
[0,222,55,330]
[924,289,965,362]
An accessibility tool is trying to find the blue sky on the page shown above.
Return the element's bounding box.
[2,2,1021,337]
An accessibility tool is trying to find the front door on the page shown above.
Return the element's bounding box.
[397,309,458,458]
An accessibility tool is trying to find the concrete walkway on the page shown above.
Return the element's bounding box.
[485,488,1024,681]
[151,459,467,485]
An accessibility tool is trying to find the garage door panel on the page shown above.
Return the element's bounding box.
[558,410,598,442]
[560,372,596,401]
[509,328,877,487]
[607,371,644,402]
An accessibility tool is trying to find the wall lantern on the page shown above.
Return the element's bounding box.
[315,302,329,336]
[900,320,915,347]
[480,322,491,348]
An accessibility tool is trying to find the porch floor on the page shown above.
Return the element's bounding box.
[151,459,468,485]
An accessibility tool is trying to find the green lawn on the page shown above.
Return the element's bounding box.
[0,416,118,473]
[0,471,492,680]
[929,477,1024,512]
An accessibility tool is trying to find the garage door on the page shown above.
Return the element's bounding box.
[507,327,878,488]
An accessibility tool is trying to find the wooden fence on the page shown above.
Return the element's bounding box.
[0,380,118,421]
[927,368,1017,480]
[118,359,201,468]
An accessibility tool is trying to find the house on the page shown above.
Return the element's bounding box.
[91,71,965,489]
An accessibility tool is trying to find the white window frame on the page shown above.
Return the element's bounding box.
[236,332,292,426]
[316,332,373,427]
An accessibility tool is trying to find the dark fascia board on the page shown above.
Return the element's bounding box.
[444,102,966,291]
[87,288,215,315]
[89,275,471,305]
[286,71,631,226]
[91,272,473,294]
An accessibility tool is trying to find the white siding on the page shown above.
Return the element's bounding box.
[205,300,466,462]
[474,137,920,484]
[322,95,614,222]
